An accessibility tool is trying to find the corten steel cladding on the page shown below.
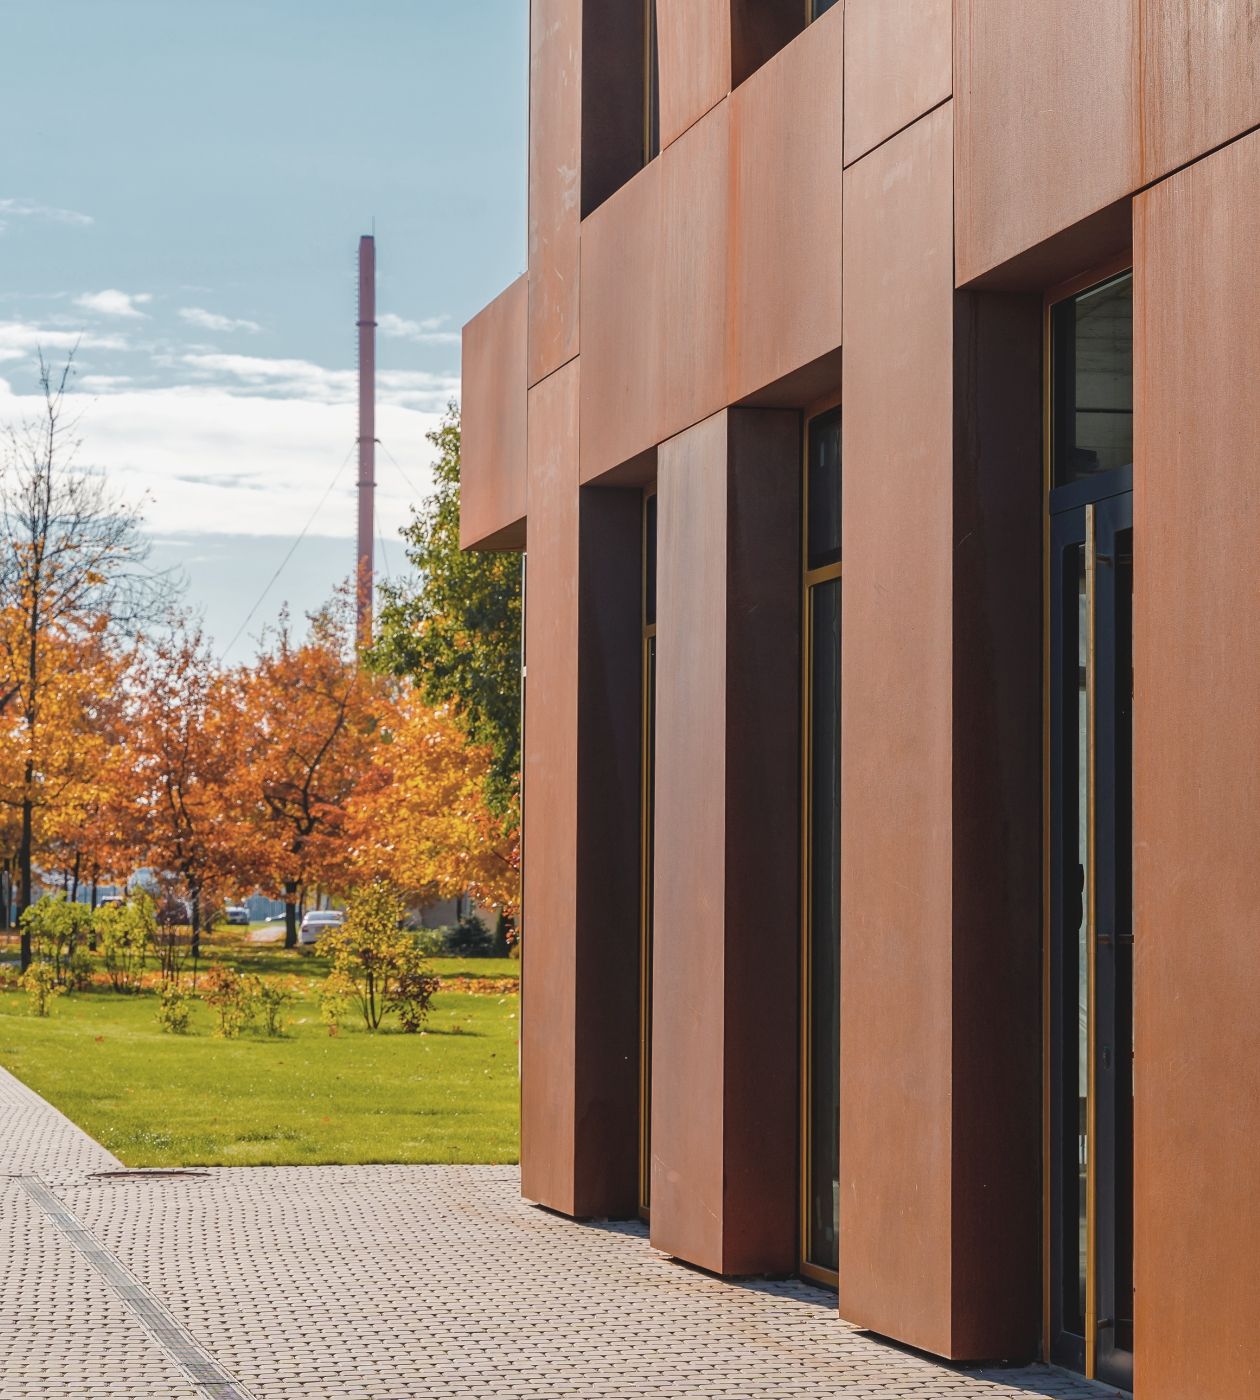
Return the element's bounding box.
[842,0,950,166]
[461,277,527,550]
[650,409,800,1277]
[1140,0,1260,183]
[357,234,376,647]
[841,103,1041,1361]
[528,0,581,386]
[521,358,641,1219]
[953,0,1138,287]
[727,4,842,405]
[1134,129,1260,1400]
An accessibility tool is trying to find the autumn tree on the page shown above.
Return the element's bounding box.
[129,620,255,959]
[370,404,522,823]
[345,691,518,913]
[243,588,383,948]
[0,352,174,966]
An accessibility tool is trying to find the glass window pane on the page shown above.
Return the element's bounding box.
[806,577,841,1273]
[1052,272,1133,486]
[644,493,657,627]
[811,0,841,17]
[807,410,842,572]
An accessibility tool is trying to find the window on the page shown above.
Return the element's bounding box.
[1051,271,1133,488]
[644,0,660,164]
[809,0,841,18]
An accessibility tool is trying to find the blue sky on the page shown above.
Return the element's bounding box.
[0,0,527,661]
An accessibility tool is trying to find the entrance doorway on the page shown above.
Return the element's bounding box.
[1046,271,1133,1391]
[800,408,841,1284]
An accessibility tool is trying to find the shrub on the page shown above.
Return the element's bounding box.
[95,894,154,993]
[323,879,439,1032]
[392,949,441,1033]
[445,914,492,958]
[319,970,353,1037]
[20,895,94,987]
[200,963,250,1038]
[411,926,448,957]
[21,961,62,1016]
[251,975,299,1037]
[156,981,193,1034]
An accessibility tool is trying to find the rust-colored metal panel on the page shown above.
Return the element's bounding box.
[521,359,581,1212]
[954,0,1138,286]
[651,408,800,1276]
[460,275,527,552]
[657,0,729,150]
[728,10,842,405]
[843,0,950,165]
[578,161,664,481]
[1141,0,1260,183]
[522,357,643,1218]
[528,0,581,387]
[1133,131,1260,1400]
[661,102,729,445]
[840,103,955,1356]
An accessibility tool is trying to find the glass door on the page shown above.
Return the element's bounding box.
[1047,269,1133,1390]
[801,409,841,1283]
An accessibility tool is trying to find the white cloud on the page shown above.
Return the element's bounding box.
[0,198,94,232]
[0,319,130,359]
[378,311,460,345]
[178,306,262,334]
[74,289,152,319]
[78,374,134,391]
[181,351,458,411]
[0,374,447,542]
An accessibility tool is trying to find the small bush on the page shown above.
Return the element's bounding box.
[319,970,353,1037]
[445,914,492,958]
[392,950,441,1034]
[156,981,193,1034]
[21,895,94,987]
[200,963,250,1038]
[411,926,448,957]
[21,962,62,1017]
[96,894,155,993]
[323,879,440,1032]
[251,975,299,1037]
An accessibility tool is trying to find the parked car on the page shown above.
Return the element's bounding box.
[224,905,250,926]
[298,909,345,946]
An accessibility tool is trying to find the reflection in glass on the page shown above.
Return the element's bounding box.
[811,0,841,17]
[1052,273,1133,486]
[806,578,841,1274]
[807,410,842,571]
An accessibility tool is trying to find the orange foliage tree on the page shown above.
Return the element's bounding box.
[240,590,384,948]
[345,692,518,914]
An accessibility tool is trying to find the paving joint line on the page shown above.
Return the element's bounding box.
[13,1174,258,1400]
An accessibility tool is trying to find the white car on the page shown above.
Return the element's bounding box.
[297,910,344,946]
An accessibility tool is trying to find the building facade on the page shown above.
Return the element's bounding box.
[458,4,1260,1396]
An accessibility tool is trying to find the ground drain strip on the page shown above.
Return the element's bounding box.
[15,1175,258,1399]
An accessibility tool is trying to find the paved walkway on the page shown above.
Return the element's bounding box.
[0,1067,1118,1400]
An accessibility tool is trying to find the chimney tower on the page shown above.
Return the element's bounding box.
[356,233,376,648]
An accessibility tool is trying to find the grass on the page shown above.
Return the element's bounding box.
[0,951,520,1168]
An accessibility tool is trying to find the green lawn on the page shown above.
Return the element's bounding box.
[0,968,519,1168]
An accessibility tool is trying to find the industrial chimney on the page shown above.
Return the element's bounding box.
[356,234,376,648]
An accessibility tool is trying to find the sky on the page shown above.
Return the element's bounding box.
[0,0,527,662]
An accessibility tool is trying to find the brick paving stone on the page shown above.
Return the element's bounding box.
[0,1065,1125,1399]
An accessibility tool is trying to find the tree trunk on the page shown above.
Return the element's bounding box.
[18,791,33,971]
[69,851,80,905]
[284,880,298,949]
[190,885,201,962]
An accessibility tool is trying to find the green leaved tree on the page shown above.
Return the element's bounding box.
[369,404,522,823]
